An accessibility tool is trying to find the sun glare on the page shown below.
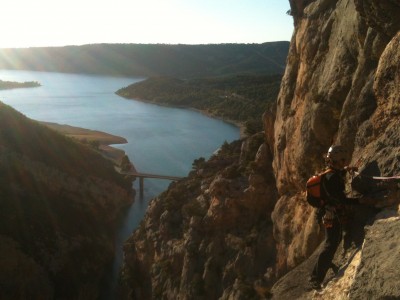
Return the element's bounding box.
[1,0,292,48]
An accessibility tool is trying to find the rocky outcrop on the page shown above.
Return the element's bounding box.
[121,135,278,299]
[270,209,400,300]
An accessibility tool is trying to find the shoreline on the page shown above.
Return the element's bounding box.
[118,95,246,138]
[189,107,247,139]
[41,121,129,165]
[40,97,246,172]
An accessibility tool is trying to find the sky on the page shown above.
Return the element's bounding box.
[1,0,293,48]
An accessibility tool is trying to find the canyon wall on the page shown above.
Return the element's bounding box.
[273,0,399,276]
[121,136,279,299]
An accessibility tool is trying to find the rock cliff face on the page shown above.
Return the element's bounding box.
[121,0,400,299]
[121,136,278,299]
[273,0,400,277]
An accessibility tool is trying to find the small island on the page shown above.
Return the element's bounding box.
[0,79,41,90]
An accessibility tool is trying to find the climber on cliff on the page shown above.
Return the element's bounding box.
[308,145,372,290]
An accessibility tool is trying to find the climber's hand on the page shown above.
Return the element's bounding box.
[345,166,358,174]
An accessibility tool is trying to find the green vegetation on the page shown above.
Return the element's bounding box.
[0,79,40,90]
[0,42,289,78]
[116,75,281,135]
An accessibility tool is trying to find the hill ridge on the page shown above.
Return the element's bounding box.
[0,42,289,78]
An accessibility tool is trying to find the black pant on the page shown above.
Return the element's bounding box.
[311,218,342,284]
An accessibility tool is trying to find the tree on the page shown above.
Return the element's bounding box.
[192,157,206,170]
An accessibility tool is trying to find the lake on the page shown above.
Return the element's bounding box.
[0,69,240,297]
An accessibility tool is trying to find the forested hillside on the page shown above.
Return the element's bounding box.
[0,42,289,78]
[0,103,133,299]
[116,75,282,134]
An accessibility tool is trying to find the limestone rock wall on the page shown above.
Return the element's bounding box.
[270,209,400,300]
[120,136,279,299]
[271,0,400,276]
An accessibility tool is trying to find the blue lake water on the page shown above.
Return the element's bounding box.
[0,70,240,297]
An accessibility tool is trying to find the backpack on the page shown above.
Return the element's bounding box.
[306,169,333,208]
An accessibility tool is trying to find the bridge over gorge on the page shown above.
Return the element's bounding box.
[115,167,183,196]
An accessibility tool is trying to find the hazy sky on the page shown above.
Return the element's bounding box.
[2,0,293,48]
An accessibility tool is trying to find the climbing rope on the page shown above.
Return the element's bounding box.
[353,172,400,181]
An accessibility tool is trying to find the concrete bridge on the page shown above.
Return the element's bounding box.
[115,167,183,196]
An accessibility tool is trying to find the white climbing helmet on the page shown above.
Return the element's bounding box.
[326,145,348,163]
